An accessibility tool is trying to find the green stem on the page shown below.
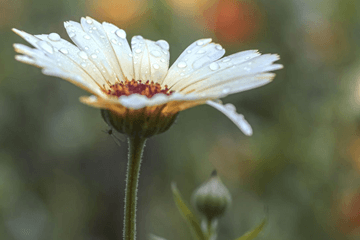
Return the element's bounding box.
[123,136,147,240]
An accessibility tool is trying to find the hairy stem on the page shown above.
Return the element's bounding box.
[123,136,146,240]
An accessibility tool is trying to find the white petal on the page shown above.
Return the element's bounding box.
[34,33,108,87]
[64,20,118,84]
[163,39,225,88]
[199,73,276,97]
[102,21,135,81]
[206,100,253,136]
[181,53,283,95]
[13,38,105,96]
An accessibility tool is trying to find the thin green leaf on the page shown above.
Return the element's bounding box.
[171,182,206,240]
[149,233,168,240]
[235,218,267,240]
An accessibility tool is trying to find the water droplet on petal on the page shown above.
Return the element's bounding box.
[180,73,185,76]
[177,61,187,68]
[91,54,98,59]
[187,50,192,54]
[222,88,230,95]
[128,53,133,57]
[136,35,143,40]
[81,62,87,67]
[111,39,118,44]
[224,103,236,112]
[38,41,53,54]
[48,33,61,41]
[84,35,91,40]
[92,27,97,30]
[209,62,219,71]
[84,46,89,50]
[78,51,88,59]
[95,49,100,53]
[150,50,161,57]
[89,30,93,34]
[86,18,93,24]
[222,57,231,63]
[216,45,223,50]
[197,49,206,54]
[69,33,75,38]
[115,29,126,39]
[135,48,142,54]
[160,58,165,63]
[100,35,105,39]
[244,67,251,71]
[196,40,204,46]
[156,40,169,50]
[59,48,69,54]
[118,42,122,46]
[152,63,160,69]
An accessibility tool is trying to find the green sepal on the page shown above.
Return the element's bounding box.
[234,218,267,240]
[171,182,207,240]
[149,233,168,240]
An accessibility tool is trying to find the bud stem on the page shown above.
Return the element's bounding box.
[123,136,147,240]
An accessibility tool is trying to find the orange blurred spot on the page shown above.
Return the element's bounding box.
[88,0,146,24]
[205,0,264,43]
[0,0,24,28]
[335,189,360,235]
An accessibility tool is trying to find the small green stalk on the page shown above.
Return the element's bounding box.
[123,136,147,240]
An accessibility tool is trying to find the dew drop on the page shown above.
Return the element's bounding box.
[86,18,93,24]
[111,39,118,44]
[78,51,88,59]
[84,46,89,50]
[222,57,231,63]
[135,48,142,54]
[81,62,87,67]
[115,29,126,39]
[118,42,122,46]
[244,67,251,71]
[187,50,192,54]
[197,49,206,54]
[92,27,97,30]
[209,62,219,71]
[224,103,236,112]
[196,40,204,46]
[177,61,187,68]
[84,35,91,40]
[91,54,98,59]
[150,50,161,57]
[100,35,105,39]
[69,33,76,38]
[128,53,133,57]
[95,49,100,54]
[216,45,223,50]
[152,63,160,69]
[160,58,165,63]
[38,41,53,54]
[59,48,69,54]
[180,73,185,76]
[48,33,61,41]
[89,30,93,34]
[156,40,169,50]
[136,35,143,40]
[222,88,230,95]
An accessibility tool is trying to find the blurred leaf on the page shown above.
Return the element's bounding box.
[171,182,206,240]
[234,218,266,240]
[149,233,168,240]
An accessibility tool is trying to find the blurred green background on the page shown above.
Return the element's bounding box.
[1,0,360,239]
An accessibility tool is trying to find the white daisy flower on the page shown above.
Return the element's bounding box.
[13,16,282,137]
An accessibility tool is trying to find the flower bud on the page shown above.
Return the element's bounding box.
[192,170,232,221]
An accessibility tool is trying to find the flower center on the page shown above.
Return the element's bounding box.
[106,80,174,98]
